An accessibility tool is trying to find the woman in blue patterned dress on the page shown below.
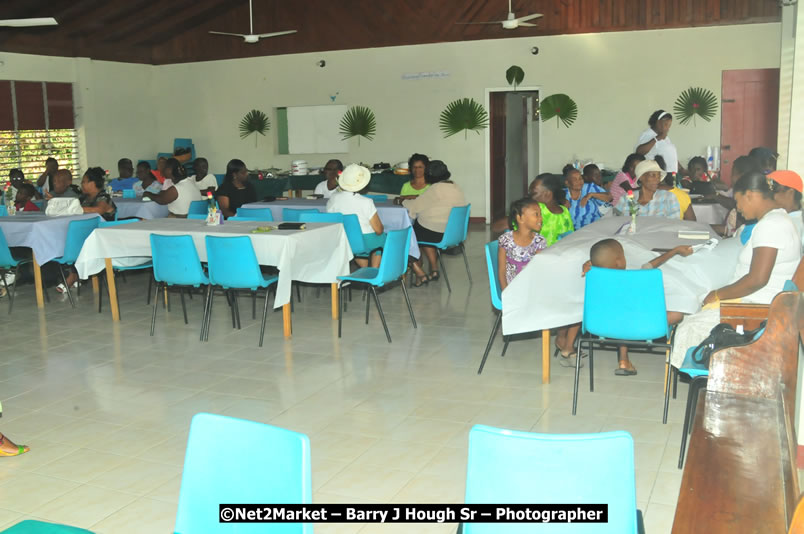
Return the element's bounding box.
[564,167,611,229]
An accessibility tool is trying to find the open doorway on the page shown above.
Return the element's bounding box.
[485,88,540,224]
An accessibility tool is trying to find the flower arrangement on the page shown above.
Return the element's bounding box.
[626,190,638,233]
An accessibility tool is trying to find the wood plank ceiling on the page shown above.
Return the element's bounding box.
[0,0,781,65]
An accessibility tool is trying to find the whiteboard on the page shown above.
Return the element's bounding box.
[283,105,348,154]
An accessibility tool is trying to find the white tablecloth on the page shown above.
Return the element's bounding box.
[691,202,728,225]
[241,199,421,258]
[74,219,353,308]
[115,198,169,220]
[501,216,743,335]
[0,213,100,264]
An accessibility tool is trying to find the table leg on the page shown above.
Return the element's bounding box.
[331,283,338,320]
[105,258,120,321]
[294,189,303,198]
[283,302,292,338]
[91,276,99,294]
[542,329,551,384]
[31,253,44,309]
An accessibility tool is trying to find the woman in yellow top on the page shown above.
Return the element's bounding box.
[655,155,696,220]
[398,153,430,199]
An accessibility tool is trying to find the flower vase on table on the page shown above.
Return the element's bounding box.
[205,191,222,226]
[626,191,638,234]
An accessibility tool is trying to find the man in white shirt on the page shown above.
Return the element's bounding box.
[314,159,343,199]
[190,158,218,195]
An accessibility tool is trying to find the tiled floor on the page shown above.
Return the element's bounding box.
[0,225,691,533]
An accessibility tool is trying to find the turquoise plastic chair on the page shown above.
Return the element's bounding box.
[234,207,274,221]
[173,137,195,161]
[299,212,343,224]
[417,204,472,292]
[96,219,153,316]
[364,194,388,202]
[149,234,209,337]
[0,206,6,217]
[0,520,94,533]
[52,217,100,308]
[576,267,672,422]
[463,425,639,534]
[174,413,312,534]
[337,227,415,343]
[122,189,137,199]
[204,236,278,346]
[477,241,509,374]
[283,208,320,222]
[187,214,206,220]
[341,213,370,257]
[214,174,224,186]
[0,228,32,313]
[188,200,208,216]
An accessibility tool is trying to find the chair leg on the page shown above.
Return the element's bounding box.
[478,311,502,375]
[146,273,153,305]
[400,279,417,328]
[200,285,211,342]
[60,268,76,308]
[501,337,510,357]
[338,284,344,339]
[365,287,370,325]
[179,288,188,325]
[678,376,708,469]
[370,286,392,343]
[97,274,103,314]
[589,343,595,392]
[460,242,472,283]
[228,291,237,328]
[150,282,161,336]
[295,283,302,303]
[663,358,673,425]
[8,265,19,314]
[204,288,215,342]
[258,287,272,347]
[672,367,679,399]
[252,291,257,320]
[233,292,241,329]
[1,269,10,314]
[572,338,584,415]
[437,249,451,292]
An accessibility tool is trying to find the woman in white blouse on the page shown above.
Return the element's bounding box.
[635,110,685,175]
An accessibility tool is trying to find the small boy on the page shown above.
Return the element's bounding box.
[583,239,692,375]
[14,183,39,212]
[582,164,603,187]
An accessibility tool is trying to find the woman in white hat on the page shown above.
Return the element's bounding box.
[327,164,385,267]
[614,160,681,218]
[635,110,684,175]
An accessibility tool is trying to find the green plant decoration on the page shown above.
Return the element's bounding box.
[439,98,489,139]
[339,106,376,145]
[674,87,718,126]
[239,109,270,147]
[506,65,525,89]
[540,94,578,129]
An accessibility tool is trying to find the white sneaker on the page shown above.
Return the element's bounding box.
[2,272,14,286]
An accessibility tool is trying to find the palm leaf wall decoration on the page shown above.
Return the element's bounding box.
[439,98,489,139]
[540,94,578,129]
[673,87,718,126]
[339,106,376,145]
[239,109,270,147]
[506,65,525,89]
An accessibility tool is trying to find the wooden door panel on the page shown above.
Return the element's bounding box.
[490,92,507,223]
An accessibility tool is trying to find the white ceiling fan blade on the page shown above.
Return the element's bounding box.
[515,13,543,22]
[255,30,297,38]
[517,22,538,27]
[0,17,58,27]
[456,21,506,25]
[209,31,246,37]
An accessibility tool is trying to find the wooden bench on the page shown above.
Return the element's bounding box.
[672,291,804,533]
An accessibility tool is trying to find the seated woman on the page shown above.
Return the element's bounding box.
[669,171,802,368]
[216,159,257,219]
[748,146,778,174]
[655,155,695,221]
[327,164,385,268]
[609,153,645,206]
[152,156,167,183]
[132,162,163,196]
[769,170,804,241]
[397,153,430,200]
[80,167,117,221]
[528,173,574,246]
[159,157,184,190]
[144,171,202,218]
[314,159,343,199]
[614,160,681,218]
[565,167,611,229]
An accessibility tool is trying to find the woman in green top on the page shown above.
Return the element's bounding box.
[529,173,574,246]
[398,153,430,199]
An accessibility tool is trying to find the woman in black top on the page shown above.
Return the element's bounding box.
[80,167,117,221]
[216,159,256,219]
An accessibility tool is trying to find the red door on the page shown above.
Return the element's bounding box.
[720,69,779,184]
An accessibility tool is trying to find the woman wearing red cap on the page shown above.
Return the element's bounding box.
[770,170,804,245]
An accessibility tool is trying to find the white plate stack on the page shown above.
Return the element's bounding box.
[291,160,308,175]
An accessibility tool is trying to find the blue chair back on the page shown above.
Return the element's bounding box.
[173,138,195,161]
[99,219,138,228]
[283,208,320,222]
[175,413,312,534]
[584,267,669,340]
[341,214,368,256]
[235,207,274,221]
[205,236,270,291]
[187,214,206,220]
[373,228,411,285]
[149,234,208,287]
[214,174,225,186]
[364,194,388,202]
[299,212,343,223]
[122,189,137,199]
[56,218,100,265]
[485,241,502,311]
[31,200,44,211]
[464,425,637,534]
[421,204,470,248]
[0,206,6,217]
[188,200,208,215]
[0,229,18,268]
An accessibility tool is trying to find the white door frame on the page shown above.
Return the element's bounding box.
[484,85,542,224]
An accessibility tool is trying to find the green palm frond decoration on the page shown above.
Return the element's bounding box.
[674,87,718,126]
[540,94,578,129]
[239,109,270,147]
[339,106,376,145]
[506,65,525,89]
[439,98,489,139]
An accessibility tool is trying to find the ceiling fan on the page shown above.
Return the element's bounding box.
[0,18,58,28]
[209,0,296,44]
[456,0,542,29]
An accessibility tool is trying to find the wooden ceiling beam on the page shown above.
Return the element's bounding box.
[61,0,158,38]
[128,0,238,46]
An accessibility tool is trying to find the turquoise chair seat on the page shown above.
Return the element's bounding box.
[283,208,319,222]
[364,194,388,202]
[0,520,94,533]
[338,267,380,284]
[0,227,33,313]
[417,204,472,292]
[51,217,100,308]
[235,207,274,221]
[299,212,343,224]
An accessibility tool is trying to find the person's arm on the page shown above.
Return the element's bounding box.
[218,195,234,218]
[581,192,612,206]
[649,245,693,269]
[498,246,509,291]
[369,212,384,235]
[144,187,178,206]
[703,246,778,304]
[715,194,736,211]
[83,200,113,216]
[636,135,659,155]
[36,172,49,188]
[683,205,697,221]
[402,195,420,218]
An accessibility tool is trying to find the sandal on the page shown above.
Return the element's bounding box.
[412,275,429,288]
[0,435,29,457]
[554,347,584,368]
[55,281,79,294]
[428,271,440,282]
[614,366,638,376]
